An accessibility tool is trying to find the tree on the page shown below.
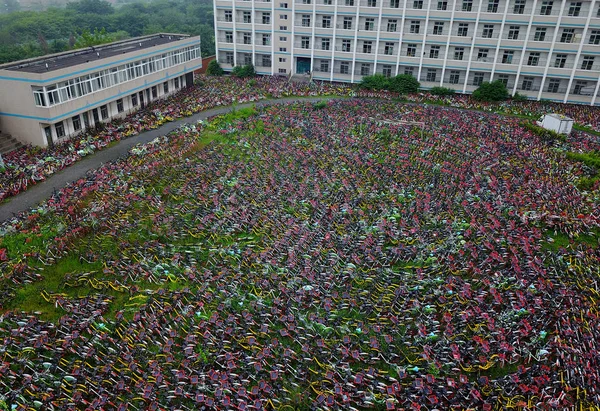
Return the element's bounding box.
[66,0,114,15]
[206,60,224,76]
[74,28,115,48]
[359,74,389,90]
[388,74,420,94]
[472,80,509,101]
[232,64,255,78]
[429,86,455,96]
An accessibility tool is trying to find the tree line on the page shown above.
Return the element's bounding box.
[0,0,214,64]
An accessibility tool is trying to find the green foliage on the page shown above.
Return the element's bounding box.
[231,64,256,78]
[521,121,566,142]
[313,101,327,110]
[472,80,509,101]
[429,86,455,96]
[388,74,420,94]
[512,92,528,102]
[74,28,120,48]
[206,59,224,76]
[575,176,600,191]
[565,151,600,169]
[360,74,390,90]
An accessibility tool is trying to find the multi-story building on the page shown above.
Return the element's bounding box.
[0,34,202,147]
[214,0,600,105]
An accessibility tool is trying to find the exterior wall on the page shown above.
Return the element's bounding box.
[0,36,202,147]
[214,0,600,105]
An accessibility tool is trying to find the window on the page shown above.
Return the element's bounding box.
[320,60,330,72]
[72,116,81,131]
[589,30,600,45]
[280,36,287,41]
[534,27,547,41]
[345,0,354,5]
[426,69,437,82]
[502,50,514,64]
[323,0,332,4]
[497,74,509,86]
[131,93,138,106]
[340,61,350,74]
[487,0,499,12]
[508,26,520,40]
[387,19,397,32]
[413,0,423,8]
[363,41,373,53]
[342,39,352,52]
[429,45,440,59]
[546,78,560,93]
[117,98,124,113]
[407,43,417,57]
[540,1,552,14]
[243,53,252,65]
[482,24,494,38]
[301,37,310,48]
[55,121,65,138]
[100,105,109,119]
[449,70,460,84]
[361,63,371,76]
[321,38,330,50]
[462,0,473,11]
[279,68,287,74]
[225,10,233,22]
[560,29,575,43]
[521,77,533,91]
[163,81,170,95]
[554,54,567,68]
[151,86,157,99]
[457,23,469,37]
[573,80,588,95]
[454,47,464,60]
[280,14,288,19]
[280,2,288,6]
[527,52,540,66]
[437,1,447,10]
[343,17,353,30]
[581,56,595,70]
[384,42,394,55]
[367,0,376,6]
[382,65,393,77]
[390,0,399,8]
[262,55,271,67]
[410,21,420,34]
[473,72,485,86]
[279,47,287,52]
[513,0,526,14]
[280,25,288,30]
[225,52,234,65]
[322,15,332,28]
[302,0,311,4]
[279,57,287,62]
[568,2,582,16]
[263,34,271,46]
[302,15,311,27]
[433,22,444,35]
[404,67,414,76]
[262,12,271,24]
[365,18,375,31]
[477,48,489,61]
[243,33,252,44]
[225,32,233,43]
[243,11,252,23]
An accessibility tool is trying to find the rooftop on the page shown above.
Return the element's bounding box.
[0,34,191,74]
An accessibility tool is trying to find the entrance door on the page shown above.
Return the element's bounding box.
[43,125,53,147]
[139,91,145,109]
[92,108,100,125]
[82,112,90,129]
[296,58,311,74]
[185,72,194,88]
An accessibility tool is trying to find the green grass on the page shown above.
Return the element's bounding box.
[541,229,600,252]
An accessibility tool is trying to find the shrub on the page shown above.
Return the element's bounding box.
[360,74,390,90]
[232,64,256,78]
[512,92,528,102]
[388,74,420,94]
[429,87,455,96]
[521,122,566,142]
[472,80,509,101]
[314,101,328,110]
[206,60,224,76]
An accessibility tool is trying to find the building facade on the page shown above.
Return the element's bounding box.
[214,0,600,104]
[0,34,202,147]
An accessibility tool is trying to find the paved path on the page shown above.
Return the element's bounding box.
[0,96,344,222]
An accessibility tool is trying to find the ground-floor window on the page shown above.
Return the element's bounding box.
[55,121,65,138]
[117,99,124,113]
[163,82,169,94]
[72,115,81,131]
[152,86,158,99]
[174,77,180,89]
[100,105,109,120]
[131,93,138,106]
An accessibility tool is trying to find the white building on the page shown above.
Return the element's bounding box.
[214,0,600,104]
[0,34,202,147]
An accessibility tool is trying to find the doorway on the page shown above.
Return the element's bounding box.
[185,72,194,88]
[296,57,311,74]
